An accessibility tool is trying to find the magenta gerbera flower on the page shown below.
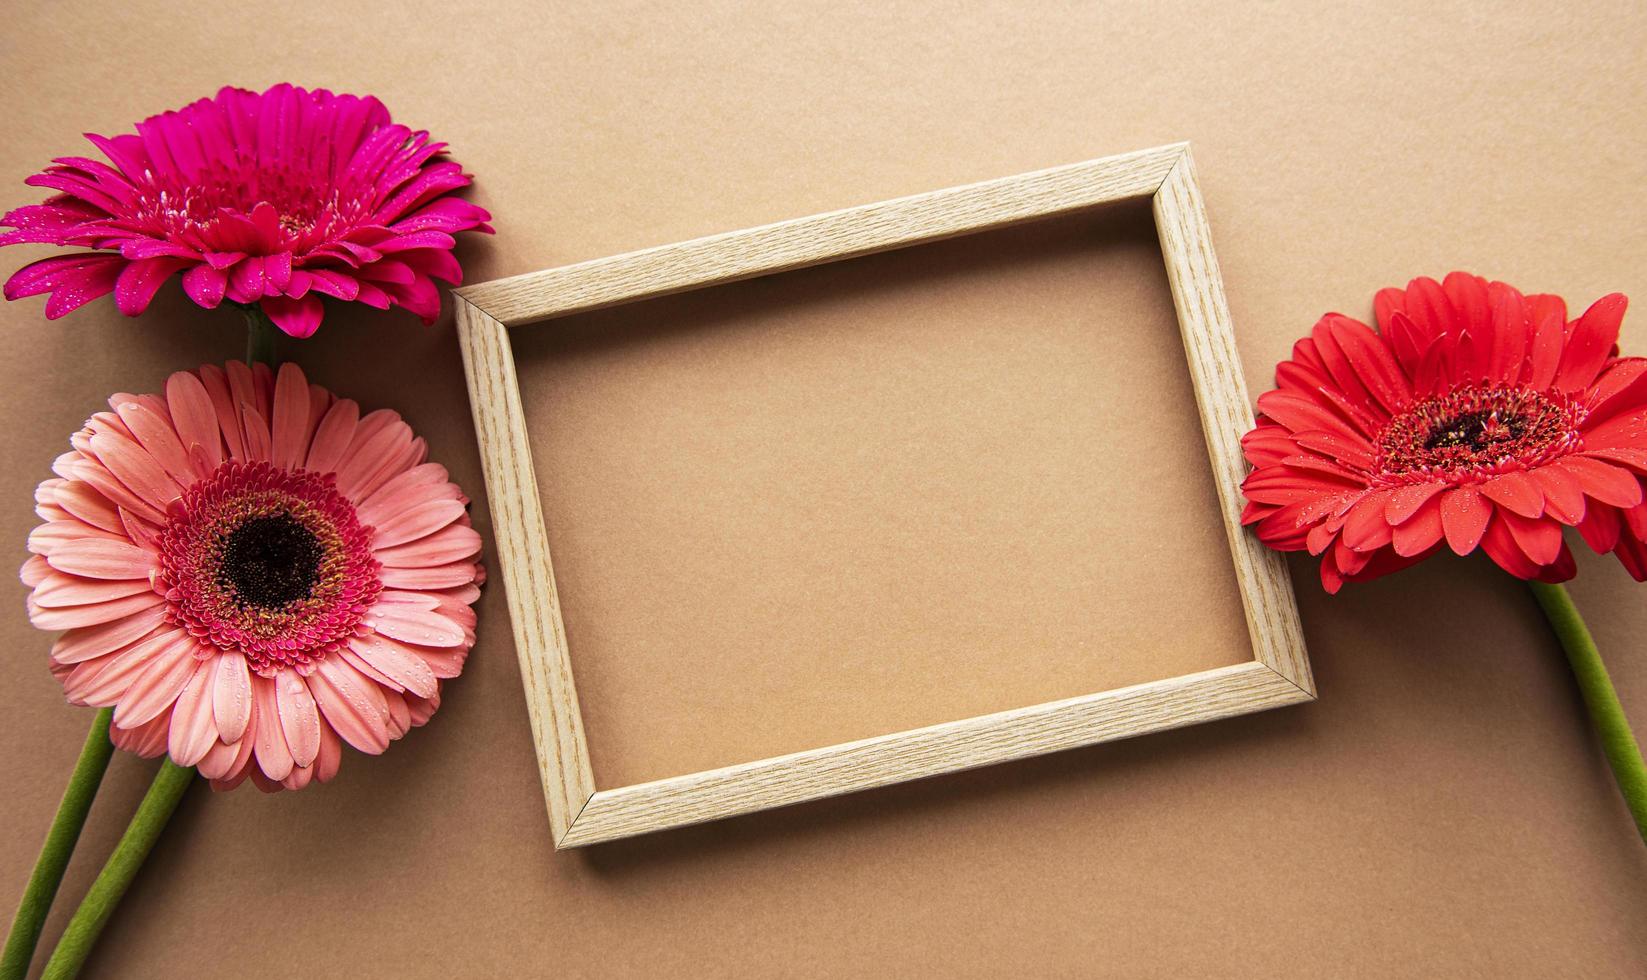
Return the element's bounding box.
[22,362,484,791]
[0,84,493,337]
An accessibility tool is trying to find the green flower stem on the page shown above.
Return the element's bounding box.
[242,305,280,367]
[39,762,194,980]
[0,710,115,980]
[1529,580,1647,844]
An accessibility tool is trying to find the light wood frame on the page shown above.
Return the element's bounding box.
[454,142,1314,849]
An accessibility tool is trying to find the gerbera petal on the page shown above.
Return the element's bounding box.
[314,721,343,784]
[72,629,176,704]
[198,730,253,782]
[1341,492,1395,552]
[196,364,243,459]
[112,633,201,729]
[357,437,426,502]
[225,360,266,435]
[260,294,325,339]
[378,563,483,589]
[1584,360,1647,428]
[418,647,468,680]
[1385,483,1446,525]
[165,370,223,475]
[1554,294,1627,392]
[269,362,312,469]
[44,538,154,580]
[1585,447,1647,476]
[1559,456,1643,509]
[349,634,438,699]
[227,256,267,304]
[309,658,391,754]
[4,253,125,319]
[20,553,50,588]
[114,256,189,316]
[109,713,172,758]
[1484,282,1531,384]
[213,651,253,743]
[31,572,153,608]
[375,589,441,611]
[274,670,322,768]
[398,246,464,285]
[1479,471,1543,519]
[1500,510,1564,566]
[1290,429,1375,471]
[337,645,400,690]
[29,519,124,555]
[1624,501,1647,543]
[391,196,492,235]
[335,419,414,500]
[356,464,458,527]
[1442,276,1495,345]
[1531,466,1587,524]
[1615,535,1647,582]
[1392,494,1445,556]
[115,401,194,485]
[88,430,183,508]
[1525,304,1566,390]
[1577,504,1623,554]
[240,407,272,462]
[250,676,295,781]
[1381,309,1429,375]
[180,263,227,309]
[1398,277,1457,341]
[305,398,361,473]
[366,604,466,648]
[303,268,362,302]
[1439,486,1491,555]
[375,524,483,567]
[1326,316,1411,414]
[168,658,220,767]
[369,498,467,549]
[263,250,292,294]
[1479,514,1543,579]
[29,590,162,631]
[1255,389,1369,440]
[281,763,316,792]
[1539,543,1578,583]
[1409,335,1450,398]
[50,607,167,665]
[51,481,125,534]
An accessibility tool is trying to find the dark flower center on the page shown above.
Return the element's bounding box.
[159,460,382,677]
[1421,409,1526,453]
[218,513,323,609]
[1375,384,1584,484]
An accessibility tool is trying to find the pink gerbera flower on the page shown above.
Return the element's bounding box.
[1,83,492,337]
[1241,272,1645,593]
[22,362,484,791]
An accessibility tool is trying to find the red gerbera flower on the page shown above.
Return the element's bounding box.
[0,83,493,337]
[1241,272,1644,593]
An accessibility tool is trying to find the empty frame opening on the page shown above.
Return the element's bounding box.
[511,199,1251,788]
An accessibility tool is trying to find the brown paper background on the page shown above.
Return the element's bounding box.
[518,202,1255,786]
[3,1,1646,976]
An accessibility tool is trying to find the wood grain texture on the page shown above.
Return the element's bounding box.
[1152,150,1314,696]
[456,143,1315,847]
[559,662,1310,847]
[455,297,596,841]
[456,143,1187,326]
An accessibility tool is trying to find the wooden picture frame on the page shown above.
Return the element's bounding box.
[454,142,1314,848]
